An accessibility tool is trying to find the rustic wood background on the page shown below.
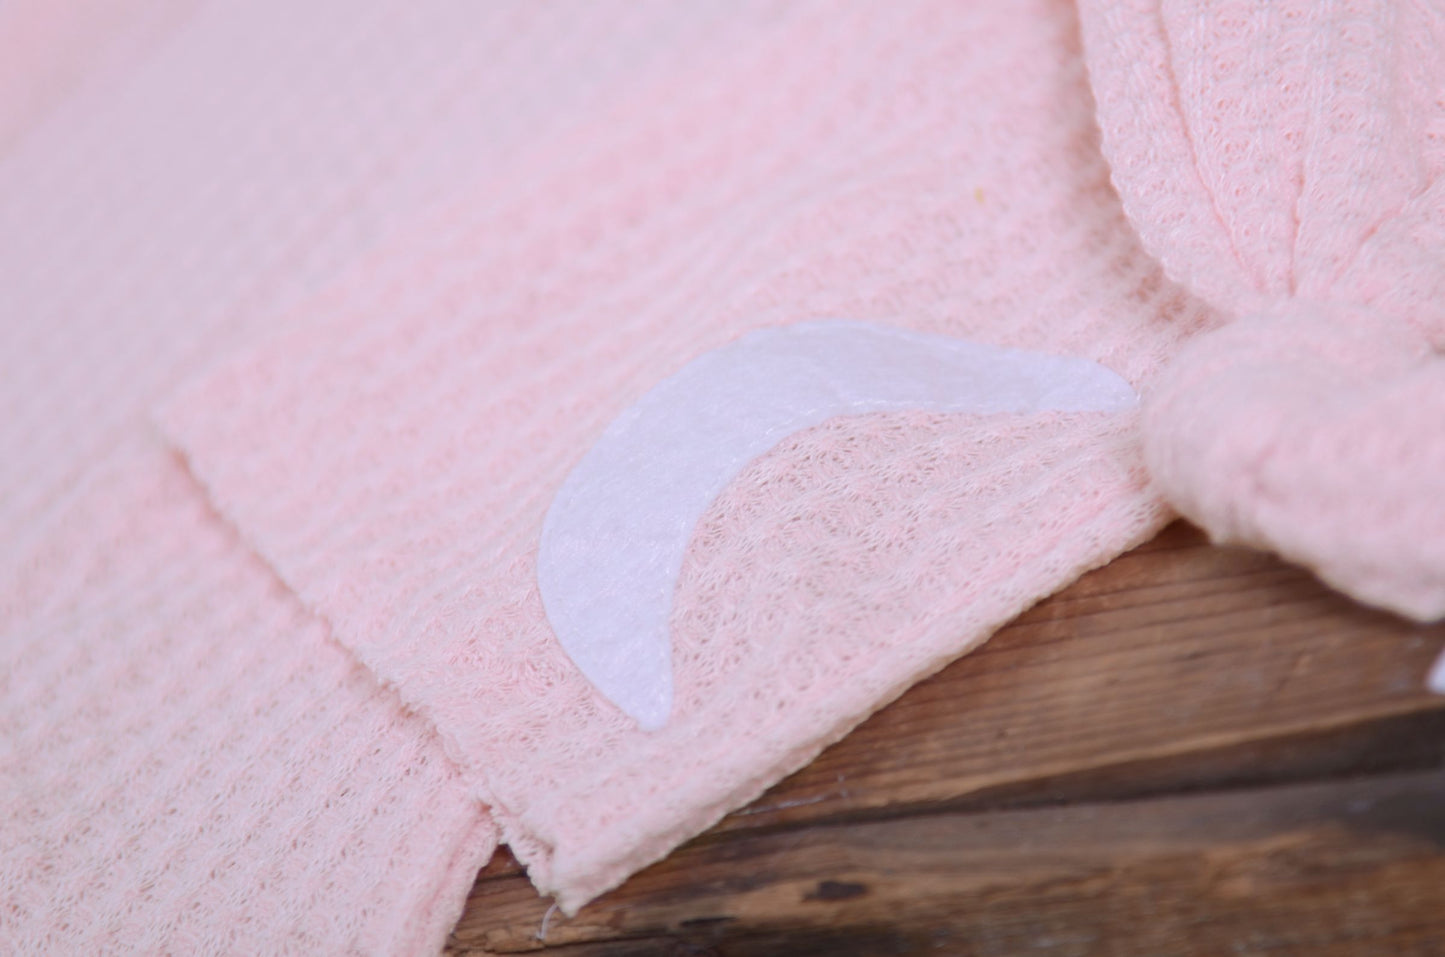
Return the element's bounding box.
[446,522,1445,956]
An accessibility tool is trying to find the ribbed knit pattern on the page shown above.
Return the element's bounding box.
[161,0,1216,910]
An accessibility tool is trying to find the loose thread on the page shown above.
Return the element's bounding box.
[536,901,561,941]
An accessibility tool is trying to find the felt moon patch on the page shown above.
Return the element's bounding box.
[537,319,1138,730]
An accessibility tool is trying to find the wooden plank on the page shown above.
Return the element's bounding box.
[474,522,1445,887]
[456,522,1445,944]
[718,523,1445,834]
[473,709,1445,886]
[451,770,1445,956]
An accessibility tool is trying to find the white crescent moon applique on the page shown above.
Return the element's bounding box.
[537,319,1139,730]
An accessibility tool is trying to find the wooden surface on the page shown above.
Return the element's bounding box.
[447,522,1445,956]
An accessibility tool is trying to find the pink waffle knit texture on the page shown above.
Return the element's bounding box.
[159,0,1212,911]
[2,436,498,954]
[2,2,765,951]
[1079,0,1445,619]
[5,1,1441,953]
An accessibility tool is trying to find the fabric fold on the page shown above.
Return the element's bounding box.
[0,437,498,954]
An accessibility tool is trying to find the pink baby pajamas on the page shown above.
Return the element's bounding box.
[3,2,1441,954]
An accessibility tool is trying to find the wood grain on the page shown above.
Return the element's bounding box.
[458,771,1445,956]
[450,523,1445,954]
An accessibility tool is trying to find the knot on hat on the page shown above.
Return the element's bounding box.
[1141,301,1445,618]
[1080,0,1445,619]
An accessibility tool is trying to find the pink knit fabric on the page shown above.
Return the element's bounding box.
[1,2,776,950]
[160,0,1212,911]
[12,1,1438,951]
[1079,0,1445,620]
[2,437,497,954]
